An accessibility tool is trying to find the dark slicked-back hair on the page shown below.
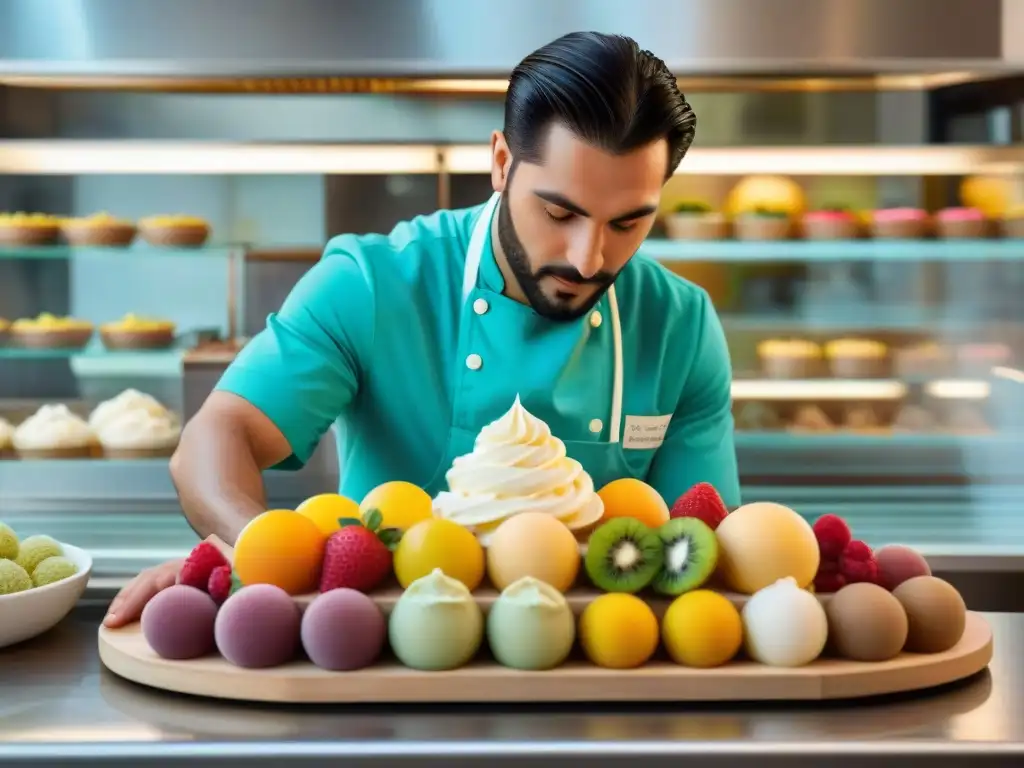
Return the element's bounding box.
[503,32,697,179]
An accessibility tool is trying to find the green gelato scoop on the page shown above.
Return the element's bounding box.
[15,535,63,576]
[0,522,19,560]
[32,556,78,587]
[0,559,32,595]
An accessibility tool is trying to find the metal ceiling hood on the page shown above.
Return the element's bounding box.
[0,0,1021,79]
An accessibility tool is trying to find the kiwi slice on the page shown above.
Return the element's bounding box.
[652,517,719,596]
[585,518,664,594]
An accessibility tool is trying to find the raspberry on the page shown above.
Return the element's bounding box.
[839,539,879,584]
[812,514,852,559]
[813,559,846,593]
[177,541,229,592]
[207,565,233,604]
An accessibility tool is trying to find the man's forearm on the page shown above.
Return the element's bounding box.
[169,421,269,545]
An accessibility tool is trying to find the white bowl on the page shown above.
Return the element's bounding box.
[0,542,92,649]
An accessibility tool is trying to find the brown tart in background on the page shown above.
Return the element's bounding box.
[663,201,731,240]
[61,212,137,247]
[870,208,930,239]
[138,215,211,247]
[894,341,952,379]
[934,207,989,239]
[802,210,860,240]
[757,339,824,379]
[9,314,94,350]
[100,314,176,350]
[824,338,890,379]
[0,213,61,246]
[733,209,792,241]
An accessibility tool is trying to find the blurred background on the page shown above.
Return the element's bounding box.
[1,0,1023,601]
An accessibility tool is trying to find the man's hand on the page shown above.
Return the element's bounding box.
[103,559,183,628]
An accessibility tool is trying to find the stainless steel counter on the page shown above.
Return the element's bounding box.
[0,603,1022,767]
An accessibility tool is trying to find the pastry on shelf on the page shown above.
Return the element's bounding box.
[0,317,9,345]
[870,208,931,239]
[956,342,1012,376]
[843,404,885,431]
[100,314,176,350]
[802,208,860,240]
[138,215,211,247]
[663,200,730,240]
[935,207,989,240]
[0,417,13,457]
[946,403,989,433]
[788,404,834,432]
[61,212,137,247]
[12,404,99,459]
[893,404,938,432]
[88,389,181,458]
[757,339,824,380]
[824,338,890,379]
[733,208,792,241]
[0,213,61,246]
[894,341,952,379]
[1002,203,1024,238]
[734,401,783,431]
[9,313,94,350]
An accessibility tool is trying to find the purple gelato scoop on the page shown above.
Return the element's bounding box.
[301,588,386,671]
[214,584,300,668]
[141,585,218,660]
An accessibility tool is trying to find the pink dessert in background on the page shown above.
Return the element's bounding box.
[873,207,928,222]
[804,210,855,223]
[937,207,984,221]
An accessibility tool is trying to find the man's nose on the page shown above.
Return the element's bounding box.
[566,225,605,280]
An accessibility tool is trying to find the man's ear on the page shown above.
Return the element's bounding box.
[490,130,513,193]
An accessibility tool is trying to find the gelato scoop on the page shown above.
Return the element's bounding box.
[432,395,603,542]
[0,522,19,560]
[301,588,386,671]
[826,582,908,662]
[486,576,576,670]
[893,576,966,653]
[743,577,828,667]
[388,568,483,670]
[215,584,301,668]
[31,555,78,587]
[0,559,32,595]
[141,584,218,660]
[14,535,63,576]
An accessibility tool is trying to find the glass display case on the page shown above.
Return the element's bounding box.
[1,75,1022,582]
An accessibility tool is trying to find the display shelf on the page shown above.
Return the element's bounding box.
[0,244,243,260]
[638,240,1024,263]
[0,346,184,360]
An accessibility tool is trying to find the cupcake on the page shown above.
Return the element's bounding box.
[789,405,834,432]
[61,212,137,247]
[664,201,730,240]
[734,208,792,241]
[88,389,177,432]
[13,404,98,459]
[94,409,181,458]
[803,208,860,240]
[871,208,930,239]
[825,338,890,378]
[844,405,883,431]
[757,339,824,379]
[893,404,938,432]
[0,213,61,246]
[100,314,176,350]
[138,215,210,247]
[0,417,13,457]
[9,313,94,350]
[1001,204,1024,238]
[936,207,988,239]
[894,341,951,378]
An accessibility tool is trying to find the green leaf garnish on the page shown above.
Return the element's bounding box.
[229,572,244,595]
[378,527,403,550]
[362,508,383,532]
[337,517,362,528]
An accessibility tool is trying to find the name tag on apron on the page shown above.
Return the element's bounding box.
[622,414,672,450]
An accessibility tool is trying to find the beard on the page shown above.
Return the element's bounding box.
[496,193,617,322]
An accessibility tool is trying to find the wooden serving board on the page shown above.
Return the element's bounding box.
[98,604,993,704]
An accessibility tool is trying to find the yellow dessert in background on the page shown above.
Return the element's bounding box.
[99,313,176,350]
[725,175,806,217]
[0,212,61,246]
[138,214,211,247]
[959,174,1013,218]
[825,338,889,378]
[12,313,93,331]
[10,313,94,350]
[63,212,133,227]
[757,338,823,379]
[0,212,61,227]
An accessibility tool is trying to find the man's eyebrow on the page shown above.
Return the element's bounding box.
[533,190,658,223]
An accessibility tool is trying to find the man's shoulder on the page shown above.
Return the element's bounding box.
[322,205,481,276]
[619,251,713,324]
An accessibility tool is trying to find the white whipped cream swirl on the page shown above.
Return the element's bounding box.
[95,409,181,450]
[432,395,604,540]
[13,404,95,450]
[88,388,177,431]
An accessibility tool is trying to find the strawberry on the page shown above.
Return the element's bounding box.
[812,514,852,560]
[207,565,238,605]
[669,482,729,530]
[177,541,229,592]
[839,540,879,585]
[319,509,401,594]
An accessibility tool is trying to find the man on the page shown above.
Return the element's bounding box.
[104,31,739,627]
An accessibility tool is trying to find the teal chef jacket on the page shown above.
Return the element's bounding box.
[215,194,740,509]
